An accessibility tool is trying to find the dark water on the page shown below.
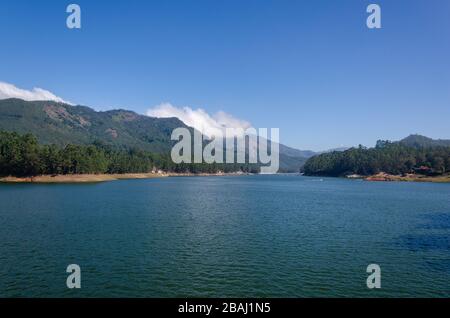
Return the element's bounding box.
[0,175,449,297]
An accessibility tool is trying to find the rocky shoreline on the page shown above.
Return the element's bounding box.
[363,172,450,183]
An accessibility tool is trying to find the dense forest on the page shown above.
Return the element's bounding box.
[302,140,450,177]
[0,131,260,177]
[0,99,310,172]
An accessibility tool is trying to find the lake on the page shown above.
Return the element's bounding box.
[0,175,449,297]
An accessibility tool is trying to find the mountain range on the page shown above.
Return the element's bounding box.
[0,98,314,172]
[3,98,446,173]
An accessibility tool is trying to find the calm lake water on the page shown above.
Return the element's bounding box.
[0,175,449,297]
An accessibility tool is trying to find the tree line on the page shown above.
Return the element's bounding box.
[0,131,259,177]
[302,140,450,177]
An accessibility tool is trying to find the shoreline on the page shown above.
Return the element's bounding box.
[303,173,450,183]
[0,172,251,184]
[3,172,448,184]
[0,173,168,183]
[364,172,450,183]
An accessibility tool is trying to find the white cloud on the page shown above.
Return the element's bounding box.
[147,103,252,138]
[0,81,71,104]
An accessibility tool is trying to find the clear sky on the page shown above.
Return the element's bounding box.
[0,0,449,151]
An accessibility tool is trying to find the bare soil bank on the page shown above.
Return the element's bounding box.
[0,173,168,183]
[364,172,450,183]
[0,172,250,183]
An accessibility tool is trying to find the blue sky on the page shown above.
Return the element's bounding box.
[0,0,449,151]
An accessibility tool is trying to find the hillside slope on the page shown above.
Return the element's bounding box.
[0,98,313,172]
[0,98,187,153]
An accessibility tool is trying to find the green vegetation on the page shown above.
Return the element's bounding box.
[0,131,261,177]
[303,139,450,177]
[0,98,311,172]
[0,98,187,153]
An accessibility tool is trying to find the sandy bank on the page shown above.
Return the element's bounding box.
[0,173,168,183]
[0,171,251,183]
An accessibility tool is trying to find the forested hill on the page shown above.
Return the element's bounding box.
[303,137,450,177]
[0,98,187,153]
[0,98,313,173]
[0,130,264,176]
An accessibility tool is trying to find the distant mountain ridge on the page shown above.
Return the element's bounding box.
[399,134,450,148]
[0,98,313,172]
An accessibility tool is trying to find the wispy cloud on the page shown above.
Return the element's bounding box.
[147,103,252,137]
[0,81,71,104]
